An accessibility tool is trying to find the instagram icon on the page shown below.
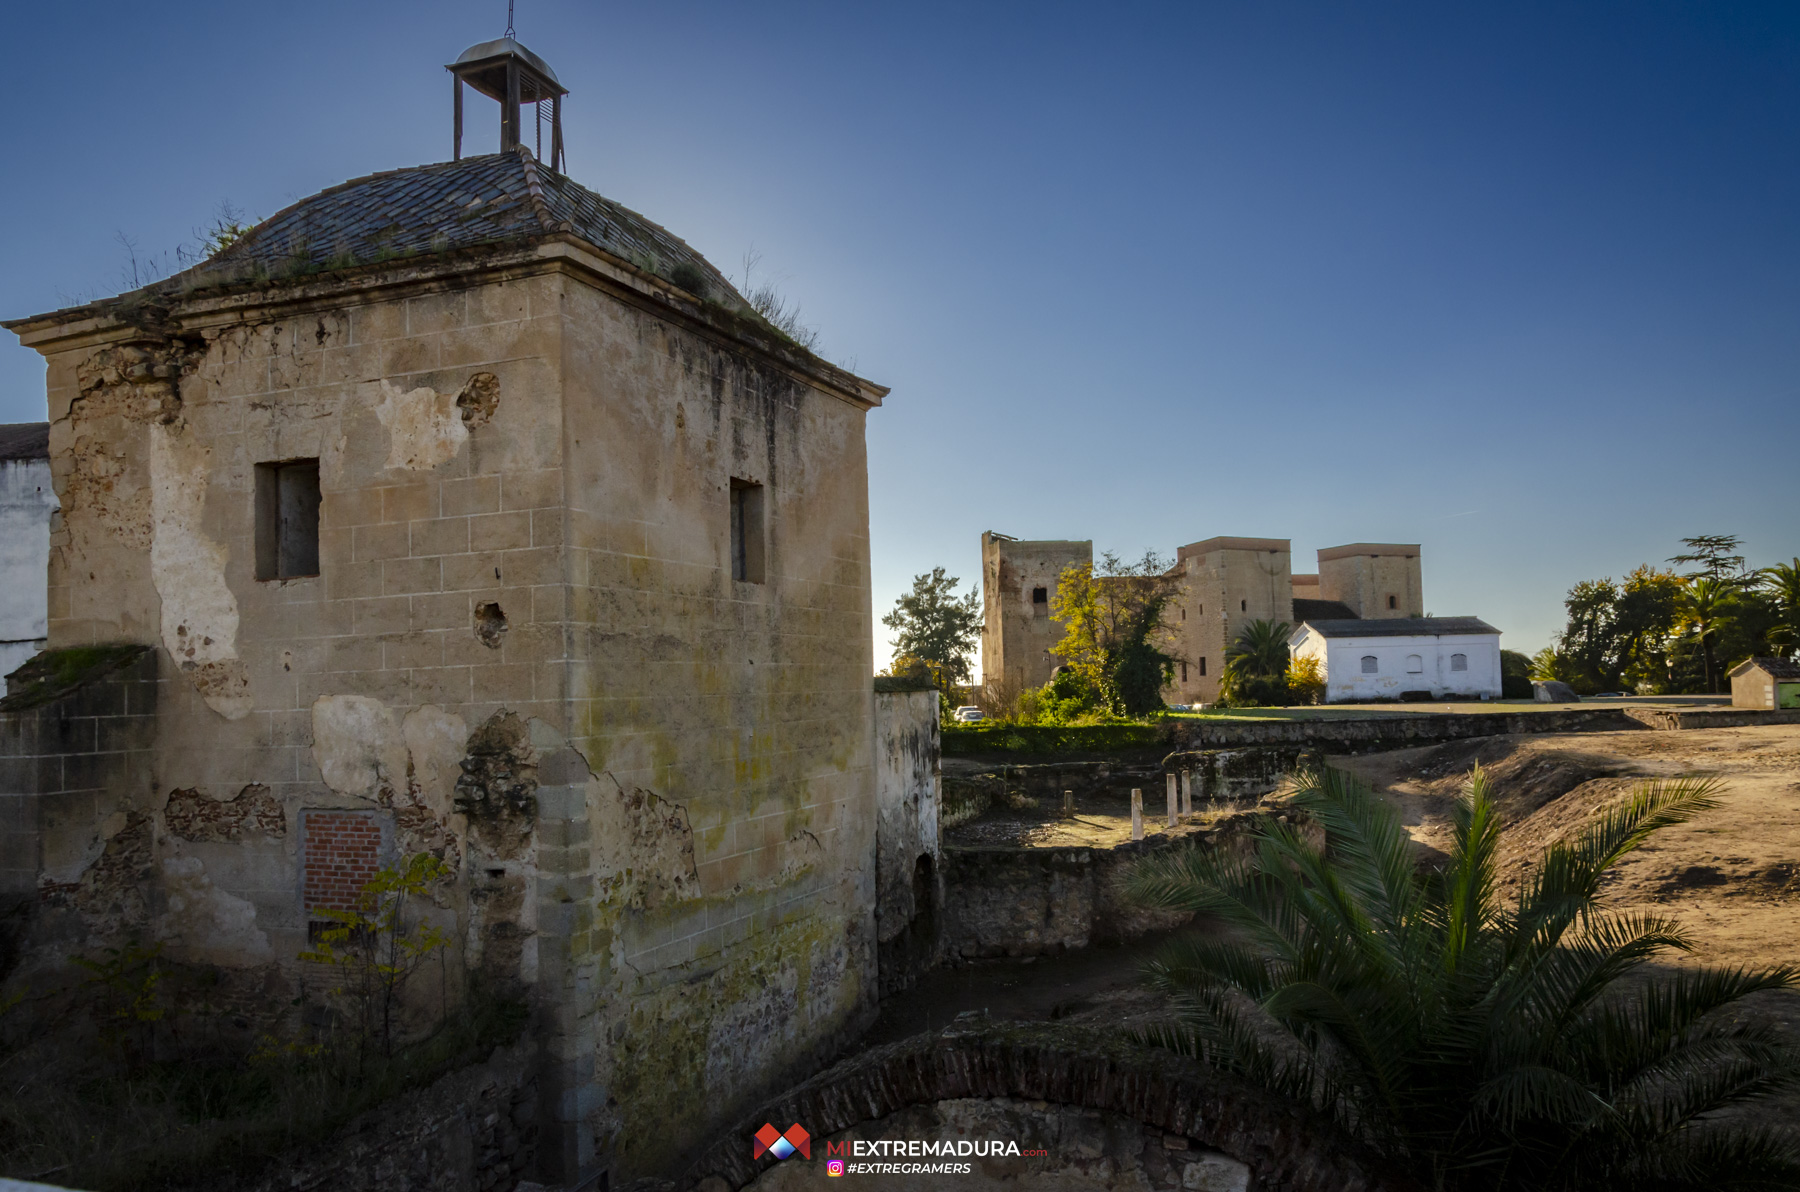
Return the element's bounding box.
[826,1159,846,1177]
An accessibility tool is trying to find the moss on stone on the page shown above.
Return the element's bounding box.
[0,643,150,713]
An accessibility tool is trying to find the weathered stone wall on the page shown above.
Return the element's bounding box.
[1623,705,1800,730]
[10,238,887,1186]
[1168,707,1645,752]
[941,829,1216,959]
[543,267,882,1179]
[0,647,157,922]
[1317,545,1422,620]
[873,690,941,994]
[1170,746,1310,804]
[981,534,1092,697]
[1163,538,1293,707]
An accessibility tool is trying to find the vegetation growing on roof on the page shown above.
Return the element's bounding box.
[0,644,149,713]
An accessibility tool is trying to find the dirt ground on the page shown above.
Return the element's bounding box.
[913,725,1800,1079]
[1334,724,1800,973]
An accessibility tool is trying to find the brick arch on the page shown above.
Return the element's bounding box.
[681,1020,1420,1192]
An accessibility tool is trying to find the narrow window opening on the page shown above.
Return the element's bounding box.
[1199,657,1207,676]
[1388,594,1398,610]
[1361,655,1379,674]
[255,459,321,580]
[1240,599,1247,612]
[729,479,765,583]
[1180,662,1188,683]
[1179,607,1186,621]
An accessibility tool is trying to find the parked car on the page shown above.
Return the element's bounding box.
[952,706,986,723]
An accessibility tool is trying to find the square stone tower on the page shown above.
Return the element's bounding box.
[1317,543,1424,619]
[979,532,1092,697]
[1164,536,1293,705]
[4,41,889,1184]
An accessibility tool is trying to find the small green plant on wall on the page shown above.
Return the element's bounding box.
[301,852,453,1067]
[72,940,168,1072]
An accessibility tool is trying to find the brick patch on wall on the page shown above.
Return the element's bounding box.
[302,810,382,913]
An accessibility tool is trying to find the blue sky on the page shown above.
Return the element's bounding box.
[3,2,1796,668]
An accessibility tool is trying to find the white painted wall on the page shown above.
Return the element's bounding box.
[1291,626,1501,701]
[0,458,55,679]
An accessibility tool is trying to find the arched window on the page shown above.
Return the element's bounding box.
[1240,599,1247,612]
[1361,655,1378,674]
[1451,653,1468,672]
[1406,654,1424,673]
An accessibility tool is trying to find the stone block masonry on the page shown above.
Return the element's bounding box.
[4,143,894,1186]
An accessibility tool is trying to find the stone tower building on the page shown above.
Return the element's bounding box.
[1317,543,1423,619]
[3,36,896,1186]
[979,532,1091,696]
[1163,537,1294,706]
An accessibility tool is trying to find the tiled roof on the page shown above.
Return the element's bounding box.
[1732,657,1800,680]
[0,423,49,462]
[1294,617,1500,639]
[175,150,750,313]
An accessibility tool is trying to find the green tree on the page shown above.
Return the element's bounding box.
[1049,551,1177,718]
[1553,578,1619,693]
[1221,619,1293,705]
[1762,558,1800,659]
[882,567,982,689]
[1674,575,1742,694]
[1121,766,1800,1191]
[1612,565,1685,691]
[301,852,453,1066]
[1670,533,1749,582]
[1498,650,1534,699]
[1528,646,1568,684]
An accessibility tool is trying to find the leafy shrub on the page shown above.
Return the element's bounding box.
[1285,656,1326,705]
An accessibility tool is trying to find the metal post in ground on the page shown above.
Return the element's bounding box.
[1130,789,1144,841]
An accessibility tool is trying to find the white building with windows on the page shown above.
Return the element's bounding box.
[1290,616,1502,702]
[0,423,53,678]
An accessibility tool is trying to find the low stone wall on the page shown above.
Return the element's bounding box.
[873,690,943,996]
[1166,746,1311,804]
[674,1017,1419,1192]
[942,760,1167,827]
[0,645,158,901]
[1621,707,1800,731]
[196,1041,539,1192]
[940,822,1251,959]
[1169,707,1644,753]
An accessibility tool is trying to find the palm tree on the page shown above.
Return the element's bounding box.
[1674,575,1741,693]
[1224,619,1292,679]
[1121,765,1800,1191]
[1528,646,1565,683]
[1221,619,1293,706]
[1761,559,1800,660]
